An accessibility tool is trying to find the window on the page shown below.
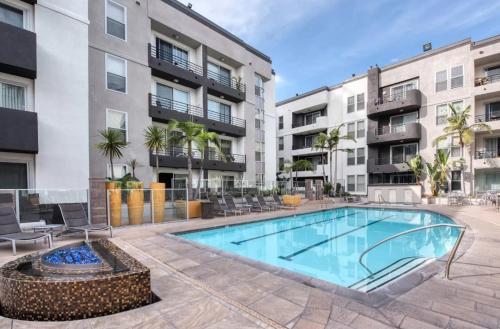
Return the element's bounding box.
[278,158,284,171]
[255,151,262,161]
[106,109,127,142]
[106,54,127,93]
[347,175,355,192]
[388,80,417,101]
[0,82,25,110]
[347,122,355,138]
[156,39,189,69]
[486,65,500,83]
[356,120,365,138]
[156,83,189,112]
[278,137,284,150]
[451,171,461,191]
[436,70,447,92]
[436,104,448,125]
[391,143,417,164]
[356,93,365,111]
[347,96,355,113]
[486,101,500,121]
[106,0,126,40]
[208,62,231,87]
[0,3,23,28]
[304,134,317,148]
[278,116,283,129]
[450,65,463,89]
[451,100,463,112]
[255,74,264,96]
[304,111,320,125]
[451,136,461,157]
[357,175,365,192]
[208,100,231,124]
[357,148,365,165]
[220,139,232,156]
[347,149,355,166]
[107,164,128,179]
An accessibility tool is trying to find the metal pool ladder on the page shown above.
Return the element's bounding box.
[358,224,466,280]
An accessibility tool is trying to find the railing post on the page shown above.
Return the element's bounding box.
[151,188,155,224]
[106,189,111,227]
[185,179,189,221]
[15,189,20,223]
[87,188,92,224]
[445,228,465,279]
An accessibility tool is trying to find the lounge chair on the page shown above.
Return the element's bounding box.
[0,207,52,255]
[224,194,251,214]
[208,195,240,217]
[58,203,112,241]
[257,195,277,211]
[244,195,270,212]
[272,194,295,209]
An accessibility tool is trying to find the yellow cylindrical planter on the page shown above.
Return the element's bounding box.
[283,195,301,207]
[127,182,144,225]
[150,182,166,223]
[175,200,202,219]
[106,181,122,227]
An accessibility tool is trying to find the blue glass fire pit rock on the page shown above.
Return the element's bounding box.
[43,244,102,265]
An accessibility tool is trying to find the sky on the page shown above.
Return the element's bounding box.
[182,0,500,102]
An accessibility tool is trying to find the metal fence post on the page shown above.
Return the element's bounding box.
[185,179,189,221]
[87,188,92,224]
[15,190,20,223]
[151,188,155,224]
[106,189,111,227]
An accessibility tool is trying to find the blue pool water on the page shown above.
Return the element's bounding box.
[179,207,460,291]
[43,244,102,265]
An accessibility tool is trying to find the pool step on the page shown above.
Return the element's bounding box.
[350,257,430,292]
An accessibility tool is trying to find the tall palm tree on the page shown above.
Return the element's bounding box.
[167,120,205,200]
[144,125,168,182]
[195,129,225,198]
[405,154,424,185]
[96,129,128,180]
[435,149,450,193]
[313,133,328,183]
[325,124,356,188]
[425,162,439,197]
[434,104,491,193]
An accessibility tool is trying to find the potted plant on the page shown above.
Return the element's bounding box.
[144,125,168,223]
[121,163,144,226]
[95,129,128,227]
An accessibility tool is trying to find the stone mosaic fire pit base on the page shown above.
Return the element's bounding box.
[0,239,152,321]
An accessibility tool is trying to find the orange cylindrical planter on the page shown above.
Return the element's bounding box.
[127,182,144,225]
[106,181,122,227]
[150,182,165,223]
[283,195,301,206]
[175,200,201,219]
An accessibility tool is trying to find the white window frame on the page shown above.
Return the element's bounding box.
[356,93,365,111]
[435,69,448,92]
[106,108,128,142]
[356,120,365,138]
[450,64,464,89]
[347,96,355,113]
[356,175,366,193]
[105,53,128,94]
[390,142,419,164]
[0,0,33,30]
[388,79,418,99]
[347,175,356,192]
[0,77,28,111]
[105,0,127,41]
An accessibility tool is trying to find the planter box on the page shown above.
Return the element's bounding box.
[175,200,202,219]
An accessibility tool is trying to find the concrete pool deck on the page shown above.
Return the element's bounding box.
[0,201,499,328]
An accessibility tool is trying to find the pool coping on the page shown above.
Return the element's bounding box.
[167,204,475,308]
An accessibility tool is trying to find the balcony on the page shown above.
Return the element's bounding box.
[294,164,328,177]
[148,44,204,89]
[205,109,246,137]
[206,71,246,103]
[368,89,421,117]
[291,116,328,135]
[474,150,500,169]
[367,158,410,173]
[0,21,36,79]
[149,94,205,124]
[151,147,246,172]
[473,74,500,99]
[474,114,500,131]
[367,122,421,145]
[0,108,38,153]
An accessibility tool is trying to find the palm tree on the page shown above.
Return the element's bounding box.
[434,104,491,193]
[435,149,450,194]
[195,129,225,198]
[144,125,168,182]
[313,133,328,183]
[96,129,128,180]
[292,159,313,186]
[167,120,205,200]
[127,159,140,180]
[425,162,439,197]
[406,155,424,185]
[325,124,356,188]
[282,160,294,194]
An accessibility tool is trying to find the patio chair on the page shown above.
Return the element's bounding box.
[224,194,251,214]
[244,195,270,212]
[272,194,295,209]
[257,195,277,211]
[0,207,52,255]
[58,203,112,241]
[208,195,240,217]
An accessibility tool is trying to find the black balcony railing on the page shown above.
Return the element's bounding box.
[207,70,246,93]
[207,109,246,128]
[292,143,314,150]
[156,147,245,164]
[475,74,500,87]
[150,44,204,77]
[375,124,409,136]
[370,156,414,166]
[292,117,324,128]
[150,94,203,117]
[475,114,500,123]
[208,151,245,163]
[375,90,412,105]
[157,147,202,159]
[475,150,499,159]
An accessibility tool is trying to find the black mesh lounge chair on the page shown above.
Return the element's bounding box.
[272,194,295,209]
[208,195,240,217]
[257,195,277,211]
[244,194,269,212]
[58,203,112,241]
[224,194,251,214]
[0,207,52,255]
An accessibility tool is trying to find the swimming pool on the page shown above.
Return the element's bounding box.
[179,207,460,292]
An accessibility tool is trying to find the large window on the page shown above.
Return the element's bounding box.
[347,149,355,166]
[391,143,417,164]
[106,54,127,93]
[347,175,355,192]
[436,70,447,92]
[106,109,127,142]
[208,100,231,124]
[486,101,500,121]
[0,3,23,28]
[357,147,365,165]
[156,39,188,69]
[208,62,231,87]
[278,158,284,171]
[220,139,232,156]
[347,122,355,138]
[278,137,284,150]
[389,80,417,100]
[357,175,365,192]
[486,65,500,83]
[436,104,448,125]
[0,162,27,189]
[278,116,283,129]
[356,93,365,111]
[451,171,461,191]
[0,81,25,110]
[356,120,365,138]
[156,83,189,112]
[451,136,461,157]
[347,96,355,113]
[106,0,126,40]
[450,65,464,89]
[304,111,320,125]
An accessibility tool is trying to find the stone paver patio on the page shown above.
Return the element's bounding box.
[0,201,499,328]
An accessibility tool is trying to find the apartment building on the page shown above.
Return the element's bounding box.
[277,35,500,200]
[88,0,276,189]
[0,0,89,191]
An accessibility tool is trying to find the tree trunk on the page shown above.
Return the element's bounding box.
[321,151,326,183]
[197,149,204,200]
[110,154,114,180]
[329,151,333,185]
[187,143,193,200]
[461,143,465,193]
[469,144,473,195]
[333,147,338,191]
[155,149,159,183]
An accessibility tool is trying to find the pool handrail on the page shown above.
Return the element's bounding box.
[358,223,466,280]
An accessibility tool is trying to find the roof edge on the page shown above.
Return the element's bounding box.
[276,86,329,107]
